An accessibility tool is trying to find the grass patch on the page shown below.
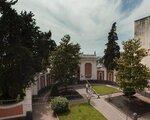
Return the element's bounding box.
[58,103,107,120]
[93,85,120,95]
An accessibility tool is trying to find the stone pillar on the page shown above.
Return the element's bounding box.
[23,88,32,112]
[38,74,41,91]
[104,68,107,80]
[23,88,32,120]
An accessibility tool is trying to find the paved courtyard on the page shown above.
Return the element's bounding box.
[32,86,150,120]
[32,92,57,120]
[76,87,150,120]
[76,88,131,120]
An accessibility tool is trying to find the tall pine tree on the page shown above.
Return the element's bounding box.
[103,22,120,70]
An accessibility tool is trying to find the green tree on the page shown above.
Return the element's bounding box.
[50,35,80,92]
[116,39,150,97]
[0,0,56,100]
[103,22,120,70]
[38,31,57,69]
[97,57,103,64]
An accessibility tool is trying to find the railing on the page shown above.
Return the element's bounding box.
[85,80,100,99]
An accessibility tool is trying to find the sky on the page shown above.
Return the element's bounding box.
[14,0,150,56]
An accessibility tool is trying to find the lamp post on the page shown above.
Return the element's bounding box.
[133,113,138,120]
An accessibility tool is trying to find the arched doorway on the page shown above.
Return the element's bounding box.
[107,71,114,81]
[97,71,104,80]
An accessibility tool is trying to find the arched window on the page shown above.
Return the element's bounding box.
[100,72,102,80]
[85,63,92,78]
[109,73,112,81]
[97,71,104,80]
[107,72,113,81]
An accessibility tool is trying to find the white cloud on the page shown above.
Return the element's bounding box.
[14,0,150,55]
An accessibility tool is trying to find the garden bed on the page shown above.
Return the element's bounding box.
[58,103,107,120]
[106,95,150,118]
[58,88,83,100]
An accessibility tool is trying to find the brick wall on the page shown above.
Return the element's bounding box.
[0,89,32,120]
[0,104,23,118]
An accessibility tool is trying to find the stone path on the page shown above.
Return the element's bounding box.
[76,88,132,120]
[32,92,57,120]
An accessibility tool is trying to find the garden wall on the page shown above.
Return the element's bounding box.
[0,89,32,120]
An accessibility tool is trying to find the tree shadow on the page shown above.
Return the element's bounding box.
[106,95,150,118]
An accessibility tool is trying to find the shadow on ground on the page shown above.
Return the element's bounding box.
[106,95,150,118]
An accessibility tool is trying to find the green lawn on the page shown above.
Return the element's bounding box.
[93,85,120,95]
[58,103,107,120]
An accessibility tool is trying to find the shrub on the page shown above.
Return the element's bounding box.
[50,84,59,96]
[51,96,69,114]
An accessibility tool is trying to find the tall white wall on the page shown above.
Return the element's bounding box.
[134,16,150,89]
[142,56,150,68]
[135,16,150,67]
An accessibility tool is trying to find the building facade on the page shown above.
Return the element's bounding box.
[134,16,150,91]
[32,53,116,95]
[134,16,150,50]
[79,54,97,80]
[79,53,115,81]
[134,16,150,68]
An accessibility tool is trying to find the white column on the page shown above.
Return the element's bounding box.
[32,81,38,95]
[104,68,107,80]
[92,61,97,80]
[80,62,85,80]
[113,70,117,82]
[38,74,41,91]
[23,88,32,114]
[45,73,47,87]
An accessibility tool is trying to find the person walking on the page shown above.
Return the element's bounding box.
[86,83,88,93]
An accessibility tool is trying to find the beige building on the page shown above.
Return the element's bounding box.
[134,16,150,68]
[134,16,150,49]
[78,53,115,81]
[135,16,150,91]
[79,53,97,80]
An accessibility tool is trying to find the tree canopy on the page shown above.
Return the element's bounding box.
[103,22,120,70]
[116,39,150,97]
[0,0,56,100]
[50,35,80,91]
